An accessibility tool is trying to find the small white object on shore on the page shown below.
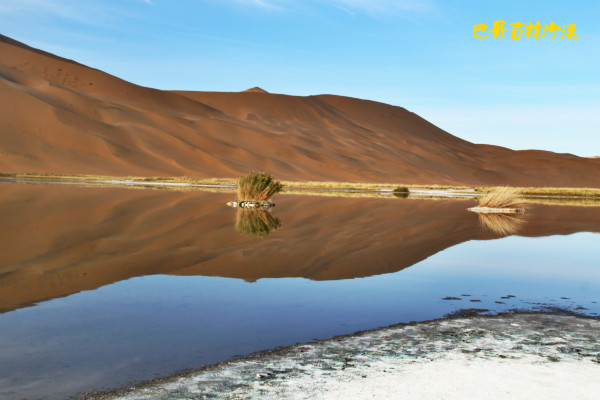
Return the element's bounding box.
[227,200,275,210]
[468,206,523,214]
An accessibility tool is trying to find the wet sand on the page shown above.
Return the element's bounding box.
[91,313,600,400]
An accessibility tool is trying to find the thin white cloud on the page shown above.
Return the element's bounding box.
[0,0,151,20]
[0,0,432,18]
[226,0,287,10]
[219,0,433,13]
[328,0,433,13]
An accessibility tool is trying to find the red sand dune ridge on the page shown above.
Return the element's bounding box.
[1,34,599,187]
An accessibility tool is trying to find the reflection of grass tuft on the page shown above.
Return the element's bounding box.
[237,172,282,201]
[235,209,281,239]
[478,187,524,209]
[478,212,526,236]
[393,186,409,198]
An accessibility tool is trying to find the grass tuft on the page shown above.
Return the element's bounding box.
[478,187,524,209]
[237,172,282,201]
[393,186,409,198]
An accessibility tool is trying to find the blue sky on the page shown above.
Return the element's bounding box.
[2,0,598,156]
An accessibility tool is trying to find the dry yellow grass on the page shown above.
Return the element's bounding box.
[280,180,469,192]
[2,173,600,201]
[281,190,388,198]
[478,187,525,209]
[237,172,282,201]
[475,186,600,198]
[521,197,600,207]
[0,173,238,186]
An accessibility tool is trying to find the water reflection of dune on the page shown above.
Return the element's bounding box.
[477,212,527,236]
[1,183,600,312]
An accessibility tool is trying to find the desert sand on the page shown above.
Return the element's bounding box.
[1,34,600,187]
[1,182,599,313]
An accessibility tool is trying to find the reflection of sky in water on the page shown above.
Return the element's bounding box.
[410,233,600,299]
[0,233,598,399]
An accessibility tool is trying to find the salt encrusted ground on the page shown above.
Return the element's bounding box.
[92,313,600,400]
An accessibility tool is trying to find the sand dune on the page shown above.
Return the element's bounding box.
[243,86,269,93]
[1,34,599,186]
[1,182,599,313]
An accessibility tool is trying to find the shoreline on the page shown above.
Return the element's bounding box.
[81,310,600,400]
[2,174,600,205]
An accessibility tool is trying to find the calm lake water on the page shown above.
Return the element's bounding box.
[0,182,599,399]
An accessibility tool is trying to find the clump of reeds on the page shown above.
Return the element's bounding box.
[393,186,409,198]
[478,212,526,236]
[235,209,281,239]
[478,187,524,210]
[237,172,283,201]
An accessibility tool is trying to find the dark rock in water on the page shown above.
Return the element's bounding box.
[445,308,490,318]
[227,200,275,210]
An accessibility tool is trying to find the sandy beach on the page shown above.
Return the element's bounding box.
[89,313,600,399]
